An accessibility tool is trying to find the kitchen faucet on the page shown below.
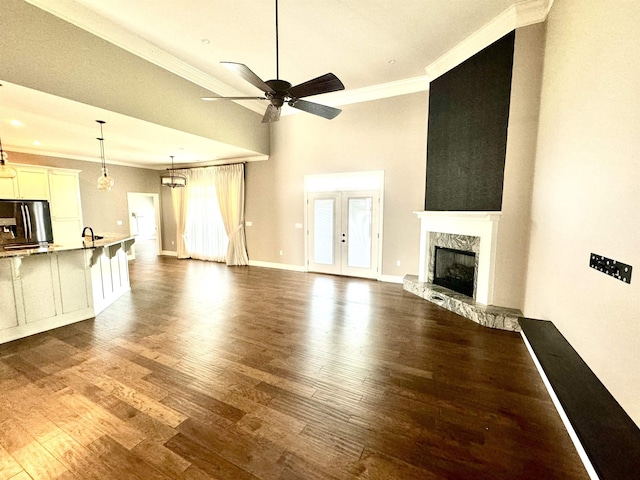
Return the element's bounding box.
[82,226,94,242]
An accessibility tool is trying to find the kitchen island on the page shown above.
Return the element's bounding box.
[0,235,135,345]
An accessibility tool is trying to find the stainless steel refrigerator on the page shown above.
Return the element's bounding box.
[0,199,54,248]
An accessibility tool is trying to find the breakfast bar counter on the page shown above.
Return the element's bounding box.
[0,235,135,345]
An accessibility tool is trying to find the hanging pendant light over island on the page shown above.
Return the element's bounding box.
[96,120,114,191]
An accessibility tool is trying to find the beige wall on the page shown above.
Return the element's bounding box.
[8,151,161,237]
[493,23,545,309]
[524,0,640,426]
[245,92,428,277]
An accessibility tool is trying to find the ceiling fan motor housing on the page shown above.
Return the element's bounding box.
[265,79,292,107]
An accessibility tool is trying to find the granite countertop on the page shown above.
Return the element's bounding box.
[0,234,135,258]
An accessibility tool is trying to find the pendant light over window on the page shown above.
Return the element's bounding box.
[96,120,114,191]
[0,84,17,179]
[161,155,186,188]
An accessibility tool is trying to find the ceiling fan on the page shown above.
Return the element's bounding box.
[201,0,345,123]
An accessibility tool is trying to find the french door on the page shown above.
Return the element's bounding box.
[307,190,380,279]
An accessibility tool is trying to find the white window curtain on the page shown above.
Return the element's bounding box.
[214,163,249,266]
[172,164,249,265]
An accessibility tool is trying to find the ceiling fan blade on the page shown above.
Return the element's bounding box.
[262,104,282,123]
[289,73,345,99]
[289,99,342,120]
[201,96,266,101]
[221,62,275,93]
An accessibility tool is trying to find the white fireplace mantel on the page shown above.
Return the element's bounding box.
[415,211,501,305]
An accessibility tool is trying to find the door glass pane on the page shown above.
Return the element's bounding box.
[313,198,334,265]
[347,197,372,268]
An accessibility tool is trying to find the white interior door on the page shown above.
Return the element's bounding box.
[307,190,379,279]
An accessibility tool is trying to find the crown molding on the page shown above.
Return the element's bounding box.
[425,0,552,82]
[23,0,265,114]
[25,0,550,110]
[283,76,430,113]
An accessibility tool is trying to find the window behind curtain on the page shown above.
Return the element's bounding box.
[183,168,228,262]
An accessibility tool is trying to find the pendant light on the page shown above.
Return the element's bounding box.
[96,120,114,191]
[161,155,186,188]
[0,133,17,179]
[0,84,17,179]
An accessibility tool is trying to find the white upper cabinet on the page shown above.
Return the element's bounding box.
[15,166,50,200]
[0,177,19,199]
[48,168,83,245]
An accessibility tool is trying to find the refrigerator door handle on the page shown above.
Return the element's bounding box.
[25,205,32,240]
[20,204,28,240]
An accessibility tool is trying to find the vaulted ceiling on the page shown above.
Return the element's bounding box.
[1,0,549,169]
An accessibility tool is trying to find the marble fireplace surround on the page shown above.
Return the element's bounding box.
[404,211,522,331]
[416,211,500,305]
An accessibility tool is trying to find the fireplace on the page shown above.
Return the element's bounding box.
[433,247,475,297]
[415,211,500,305]
[404,211,523,331]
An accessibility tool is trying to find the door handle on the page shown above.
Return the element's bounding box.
[24,205,32,240]
[20,205,28,239]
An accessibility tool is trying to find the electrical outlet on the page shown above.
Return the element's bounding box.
[279,250,283,256]
[589,253,632,284]
[245,221,252,226]
[117,220,123,226]
[396,260,401,267]
[171,241,175,245]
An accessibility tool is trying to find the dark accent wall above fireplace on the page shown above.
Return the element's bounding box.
[425,31,515,211]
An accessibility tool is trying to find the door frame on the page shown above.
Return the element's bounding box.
[126,192,162,258]
[304,171,384,280]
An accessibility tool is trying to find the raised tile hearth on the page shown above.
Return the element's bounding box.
[404,274,522,331]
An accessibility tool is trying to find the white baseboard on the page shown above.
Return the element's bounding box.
[248,260,306,272]
[161,250,178,257]
[378,274,404,284]
[520,330,599,480]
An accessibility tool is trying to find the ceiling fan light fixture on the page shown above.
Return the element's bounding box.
[161,155,186,188]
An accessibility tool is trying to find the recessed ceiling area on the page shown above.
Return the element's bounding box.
[0,81,266,169]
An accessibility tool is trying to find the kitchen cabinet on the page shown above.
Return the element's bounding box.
[0,177,19,198]
[16,166,50,199]
[0,235,134,345]
[48,169,83,245]
[0,164,83,245]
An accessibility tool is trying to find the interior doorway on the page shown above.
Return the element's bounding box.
[127,192,162,259]
[305,171,384,280]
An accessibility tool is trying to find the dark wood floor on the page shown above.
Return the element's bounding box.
[0,246,589,479]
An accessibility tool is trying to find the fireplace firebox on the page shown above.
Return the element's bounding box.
[433,246,476,297]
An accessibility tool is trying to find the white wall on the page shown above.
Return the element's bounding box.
[524,0,640,426]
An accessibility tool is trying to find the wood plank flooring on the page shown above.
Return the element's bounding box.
[0,248,589,479]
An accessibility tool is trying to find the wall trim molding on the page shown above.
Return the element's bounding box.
[248,260,307,272]
[26,0,549,107]
[161,250,178,257]
[425,0,552,82]
[378,274,404,284]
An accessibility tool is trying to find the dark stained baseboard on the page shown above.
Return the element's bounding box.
[519,317,640,480]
